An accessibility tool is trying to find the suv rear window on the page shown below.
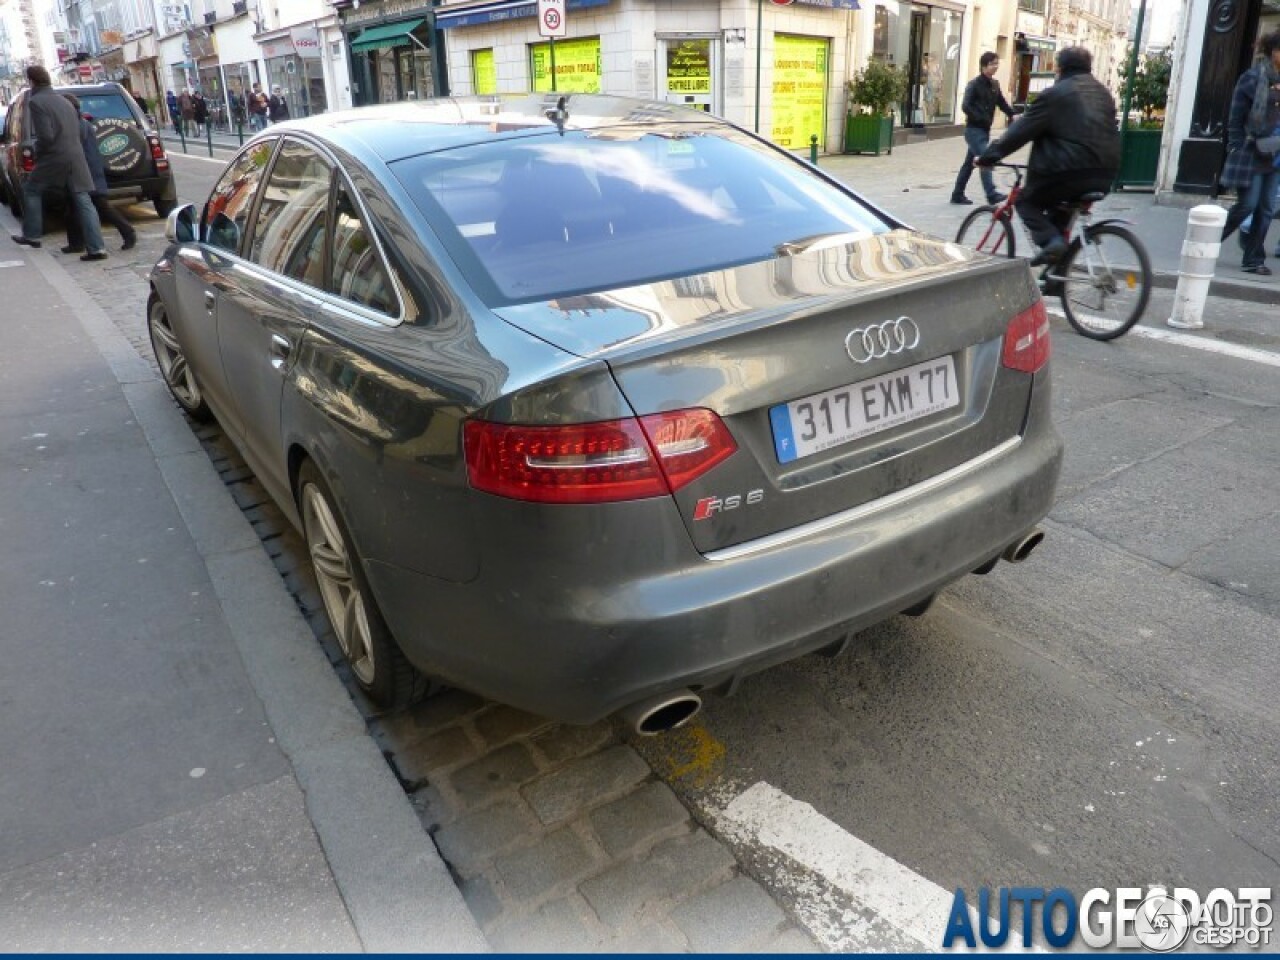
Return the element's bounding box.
[392,126,888,305]
[73,93,137,123]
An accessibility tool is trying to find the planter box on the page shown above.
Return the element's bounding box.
[1115,126,1162,189]
[844,113,894,156]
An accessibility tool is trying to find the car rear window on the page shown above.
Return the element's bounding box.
[74,94,137,123]
[391,126,889,305]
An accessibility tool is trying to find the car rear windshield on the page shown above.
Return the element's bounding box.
[74,93,137,123]
[391,126,890,305]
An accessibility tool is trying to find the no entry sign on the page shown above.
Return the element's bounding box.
[538,0,566,37]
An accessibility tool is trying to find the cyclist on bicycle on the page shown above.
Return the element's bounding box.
[976,46,1120,266]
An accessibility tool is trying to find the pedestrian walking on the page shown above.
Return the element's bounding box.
[166,89,179,132]
[248,83,269,130]
[268,86,290,123]
[178,89,194,136]
[192,90,209,136]
[952,52,1020,206]
[1219,29,1280,276]
[10,65,106,260]
[61,94,137,254]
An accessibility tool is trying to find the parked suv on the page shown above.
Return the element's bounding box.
[0,82,176,219]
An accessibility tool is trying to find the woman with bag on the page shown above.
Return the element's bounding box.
[1219,29,1280,276]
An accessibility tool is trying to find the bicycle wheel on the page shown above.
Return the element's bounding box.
[1058,224,1151,340]
[955,205,1017,258]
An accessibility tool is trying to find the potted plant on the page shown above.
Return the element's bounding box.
[1116,48,1171,188]
[845,59,908,155]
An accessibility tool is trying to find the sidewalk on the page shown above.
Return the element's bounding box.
[0,232,486,951]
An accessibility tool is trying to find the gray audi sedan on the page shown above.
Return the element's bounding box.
[148,94,1061,733]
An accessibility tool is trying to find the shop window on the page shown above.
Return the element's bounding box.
[529,37,601,93]
[473,49,496,95]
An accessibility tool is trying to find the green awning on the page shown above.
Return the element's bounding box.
[350,18,428,53]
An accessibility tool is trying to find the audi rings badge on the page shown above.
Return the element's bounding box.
[845,316,922,364]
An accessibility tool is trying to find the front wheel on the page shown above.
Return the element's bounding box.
[955,205,1017,258]
[298,461,427,710]
[147,295,212,422]
[1058,224,1151,340]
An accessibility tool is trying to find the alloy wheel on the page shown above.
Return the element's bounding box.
[302,483,377,686]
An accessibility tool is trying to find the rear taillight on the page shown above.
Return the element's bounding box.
[463,408,737,504]
[1001,298,1051,373]
[21,148,34,173]
[148,135,170,170]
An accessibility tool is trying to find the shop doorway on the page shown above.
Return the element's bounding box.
[659,37,717,112]
[904,9,927,126]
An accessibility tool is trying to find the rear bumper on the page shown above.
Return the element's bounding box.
[105,174,172,201]
[369,406,1063,725]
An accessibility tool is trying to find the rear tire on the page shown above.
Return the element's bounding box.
[153,182,177,219]
[297,460,427,710]
[1058,224,1151,340]
[955,205,1016,258]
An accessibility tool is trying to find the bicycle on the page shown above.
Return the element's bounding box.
[954,163,1152,341]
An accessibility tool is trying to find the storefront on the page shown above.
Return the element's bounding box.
[343,5,437,106]
[435,0,854,151]
[1012,32,1055,106]
[869,0,963,125]
[123,30,164,124]
[259,27,329,116]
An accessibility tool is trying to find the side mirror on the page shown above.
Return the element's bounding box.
[165,203,197,243]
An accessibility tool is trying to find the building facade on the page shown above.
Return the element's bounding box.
[1158,0,1280,197]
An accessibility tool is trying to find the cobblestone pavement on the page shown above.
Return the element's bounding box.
[65,210,822,953]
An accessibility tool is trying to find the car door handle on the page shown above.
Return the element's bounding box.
[269,333,292,371]
[204,290,216,311]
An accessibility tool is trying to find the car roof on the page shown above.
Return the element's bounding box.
[267,93,730,164]
[51,82,131,96]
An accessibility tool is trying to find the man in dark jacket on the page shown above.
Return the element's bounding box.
[11,65,106,260]
[61,94,137,254]
[268,86,290,123]
[951,52,1020,205]
[978,46,1120,264]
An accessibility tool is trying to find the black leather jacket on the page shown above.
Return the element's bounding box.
[961,74,1016,131]
[980,68,1120,182]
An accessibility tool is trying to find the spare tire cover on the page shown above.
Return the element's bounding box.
[93,118,149,178]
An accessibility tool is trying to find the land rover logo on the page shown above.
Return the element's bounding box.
[100,133,130,155]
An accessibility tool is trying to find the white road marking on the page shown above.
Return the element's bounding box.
[718,781,1040,953]
[1128,324,1280,368]
[0,260,26,268]
[1044,305,1280,368]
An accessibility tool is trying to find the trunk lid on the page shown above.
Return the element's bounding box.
[494,231,1043,553]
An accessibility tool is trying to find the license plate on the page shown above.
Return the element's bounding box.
[770,356,959,464]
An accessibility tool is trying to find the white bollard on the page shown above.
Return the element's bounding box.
[1167,204,1228,330]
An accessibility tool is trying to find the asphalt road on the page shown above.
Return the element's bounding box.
[140,154,1280,948]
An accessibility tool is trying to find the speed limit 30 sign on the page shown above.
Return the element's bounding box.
[537,0,566,37]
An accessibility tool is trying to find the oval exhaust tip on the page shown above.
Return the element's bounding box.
[621,692,702,736]
[1004,528,1045,563]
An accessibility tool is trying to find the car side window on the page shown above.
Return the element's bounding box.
[203,139,275,255]
[249,139,332,288]
[328,180,396,316]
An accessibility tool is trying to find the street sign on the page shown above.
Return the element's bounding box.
[537,0,566,38]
